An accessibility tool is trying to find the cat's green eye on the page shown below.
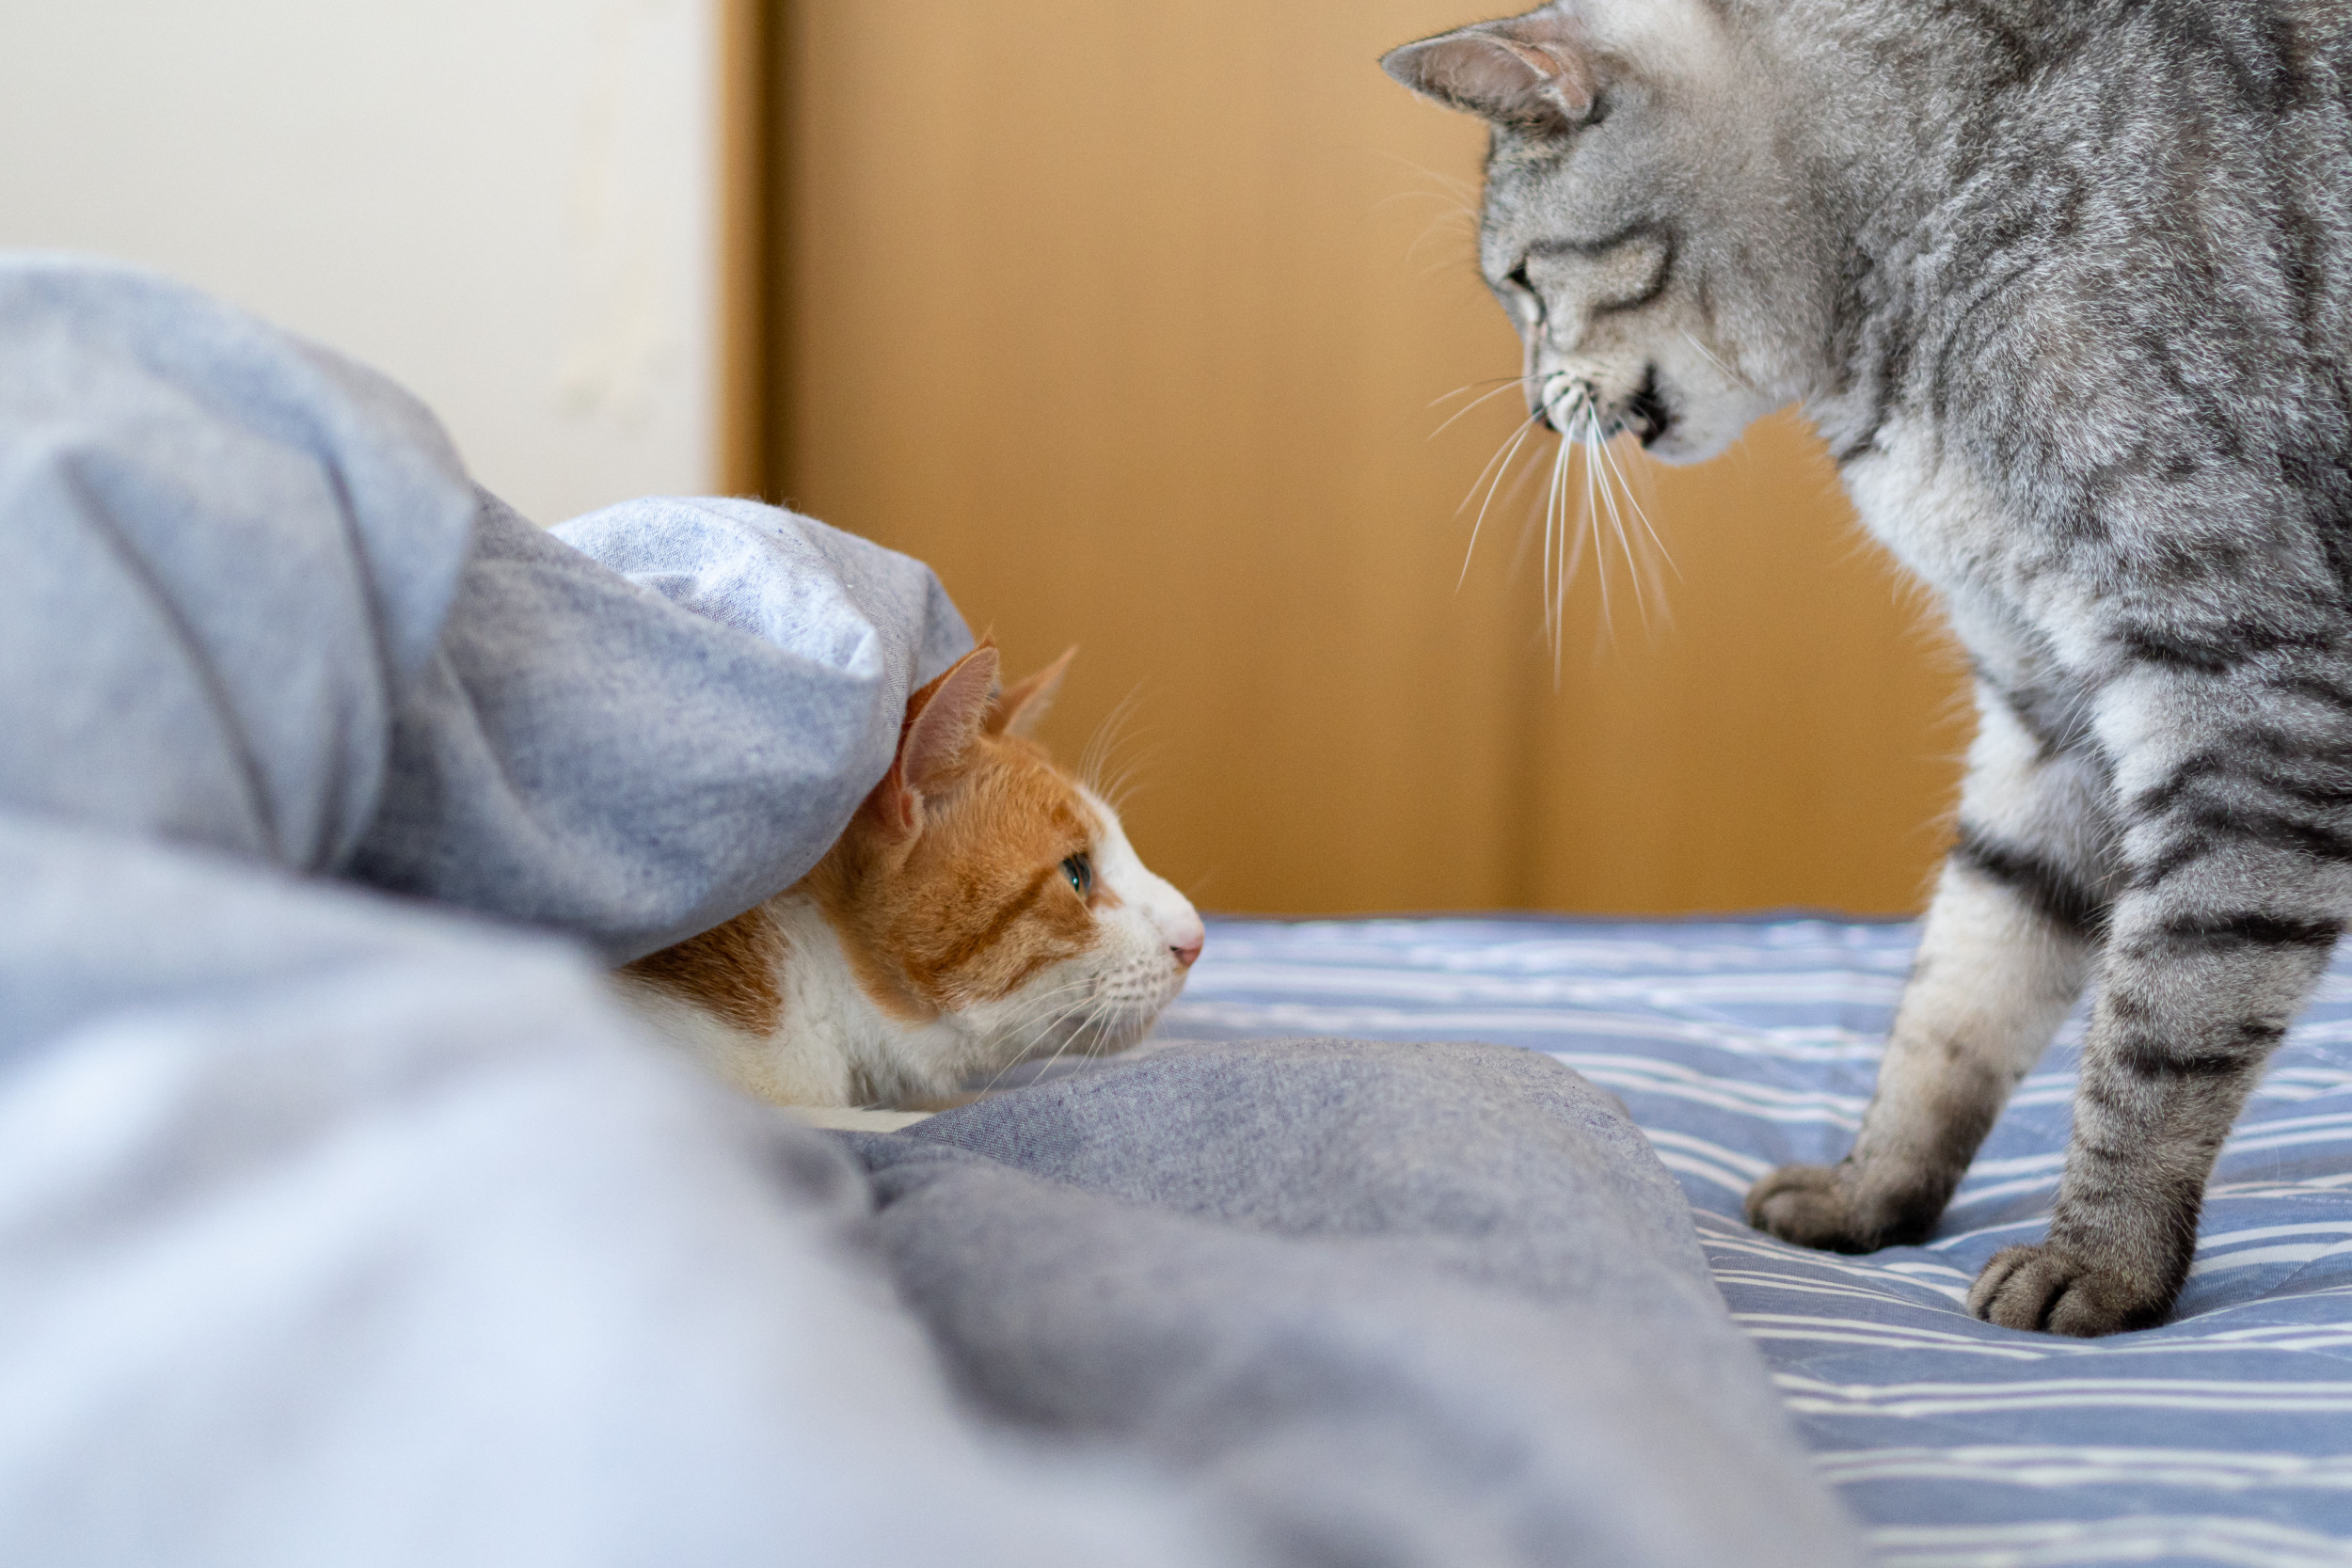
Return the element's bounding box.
[1061,853,1093,899]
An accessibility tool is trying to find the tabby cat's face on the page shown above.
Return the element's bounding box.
[1385,0,1829,464]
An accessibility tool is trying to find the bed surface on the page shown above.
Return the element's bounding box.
[1160,915,2352,1568]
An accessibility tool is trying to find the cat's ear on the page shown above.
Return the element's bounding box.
[988,645,1076,738]
[873,644,1001,836]
[1380,8,1595,133]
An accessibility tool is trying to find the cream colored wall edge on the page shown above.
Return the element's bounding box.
[0,0,720,527]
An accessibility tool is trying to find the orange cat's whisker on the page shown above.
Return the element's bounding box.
[1054,1000,1117,1073]
[1096,740,1168,816]
[1084,715,1163,817]
[975,1012,1073,1099]
[973,978,1102,1096]
[1005,983,1107,1086]
[1080,682,1151,799]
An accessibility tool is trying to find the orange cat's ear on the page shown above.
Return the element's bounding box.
[905,645,1001,788]
[988,645,1076,738]
[871,644,1001,836]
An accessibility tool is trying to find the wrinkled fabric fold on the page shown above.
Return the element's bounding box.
[352,490,970,959]
[0,255,1217,1567]
[0,254,970,960]
[0,820,1232,1568]
[0,255,1865,1568]
[0,255,475,871]
[854,1040,1867,1568]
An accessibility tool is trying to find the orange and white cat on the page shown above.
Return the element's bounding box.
[620,643,1204,1109]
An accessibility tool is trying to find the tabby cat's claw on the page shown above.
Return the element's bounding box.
[1966,1243,2171,1337]
[1745,1162,1896,1254]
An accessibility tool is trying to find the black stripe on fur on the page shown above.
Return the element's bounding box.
[2157,911,2342,948]
[1950,823,2111,939]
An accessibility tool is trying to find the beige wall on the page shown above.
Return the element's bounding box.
[0,0,726,526]
[776,2,1971,916]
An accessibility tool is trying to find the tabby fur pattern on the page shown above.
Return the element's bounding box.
[1384,0,2352,1334]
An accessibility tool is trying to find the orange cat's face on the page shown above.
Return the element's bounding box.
[803,643,1204,1070]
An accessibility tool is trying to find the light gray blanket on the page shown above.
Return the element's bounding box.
[0,256,1865,1568]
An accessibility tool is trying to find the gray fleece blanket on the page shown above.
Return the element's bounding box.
[0,255,1865,1568]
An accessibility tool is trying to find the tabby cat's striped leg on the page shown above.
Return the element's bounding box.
[1969,681,2351,1335]
[1748,690,2107,1252]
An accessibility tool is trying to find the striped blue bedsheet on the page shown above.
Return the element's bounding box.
[1158,915,2352,1568]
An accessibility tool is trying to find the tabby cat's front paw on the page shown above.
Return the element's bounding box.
[1745,1162,1928,1254]
[1966,1243,2173,1336]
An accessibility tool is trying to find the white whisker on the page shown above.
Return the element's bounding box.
[1472,380,1679,662]
[1540,424,1562,652]
[1591,422,1646,632]
[1678,329,1753,393]
[974,980,1104,1095]
[1428,378,1536,442]
[1557,430,1579,663]
[1426,374,1525,410]
[1080,684,1151,801]
[1097,745,1166,815]
[1025,989,1112,1082]
[1463,412,1545,589]
[1455,402,1543,516]
[1580,402,1613,641]
[1502,438,1557,579]
[1560,430,1592,680]
[1372,151,1481,207]
[1594,425,1677,625]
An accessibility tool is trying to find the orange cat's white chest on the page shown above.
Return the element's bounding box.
[617,894,957,1108]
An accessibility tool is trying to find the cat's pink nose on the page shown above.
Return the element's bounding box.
[1172,935,1203,968]
[1168,919,1204,969]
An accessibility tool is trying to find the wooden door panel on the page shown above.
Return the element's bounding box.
[775,1,1968,914]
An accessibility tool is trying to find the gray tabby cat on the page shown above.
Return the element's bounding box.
[1383,0,2352,1336]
